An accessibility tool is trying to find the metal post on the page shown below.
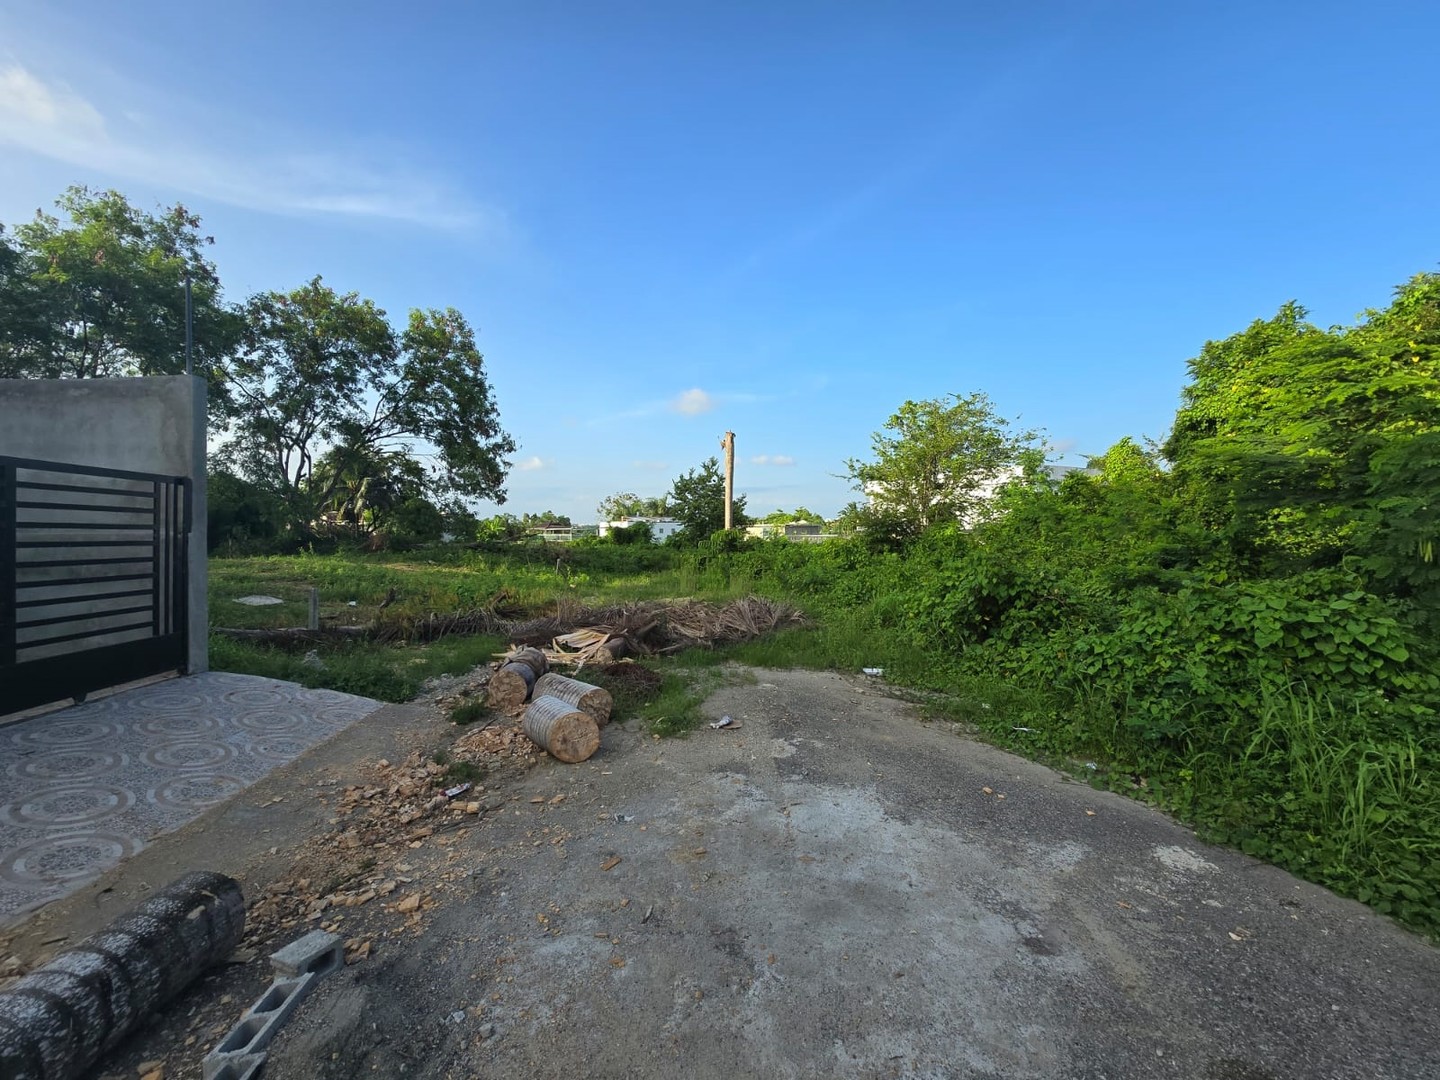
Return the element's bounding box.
[308,588,319,631]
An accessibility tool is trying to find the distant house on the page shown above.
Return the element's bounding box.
[597,516,683,543]
[528,523,599,543]
[745,521,827,541]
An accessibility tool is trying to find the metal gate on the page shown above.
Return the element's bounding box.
[1,456,191,715]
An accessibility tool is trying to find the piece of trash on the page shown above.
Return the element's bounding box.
[234,595,284,606]
[347,600,358,607]
[444,782,472,799]
[982,787,993,795]
[447,1010,466,1024]
[642,904,654,924]
[862,667,884,677]
[1012,726,1037,733]
[613,814,635,823]
[1084,762,1098,771]
[709,716,734,730]
[601,856,622,871]
[1085,810,1096,817]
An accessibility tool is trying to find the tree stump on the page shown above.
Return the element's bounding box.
[487,662,537,712]
[534,672,613,726]
[523,696,600,763]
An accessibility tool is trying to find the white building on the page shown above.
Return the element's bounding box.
[596,516,684,543]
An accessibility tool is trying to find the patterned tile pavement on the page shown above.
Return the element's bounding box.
[0,672,380,922]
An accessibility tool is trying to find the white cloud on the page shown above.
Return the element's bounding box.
[516,456,547,471]
[0,64,486,229]
[1048,437,1079,454]
[670,388,715,416]
[751,454,796,467]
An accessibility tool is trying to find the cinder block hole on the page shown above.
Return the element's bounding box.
[254,984,292,1014]
[209,1060,261,1080]
[217,1015,268,1054]
[304,948,343,976]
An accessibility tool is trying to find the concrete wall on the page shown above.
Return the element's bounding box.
[0,376,208,674]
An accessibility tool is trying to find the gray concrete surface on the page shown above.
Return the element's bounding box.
[0,700,435,966]
[0,375,209,674]
[262,668,1440,1080]
[0,673,378,922]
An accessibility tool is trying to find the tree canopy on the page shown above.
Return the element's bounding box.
[761,507,825,524]
[0,187,240,392]
[1163,275,1440,599]
[217,277,514,534]
[597,492,668,521]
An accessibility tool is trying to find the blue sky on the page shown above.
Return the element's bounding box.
[2,0,1437,521]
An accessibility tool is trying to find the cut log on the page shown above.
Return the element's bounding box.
[533,672,613,726]
[507,646,549,678]
[487,662,537,712]
[523,696,601,763]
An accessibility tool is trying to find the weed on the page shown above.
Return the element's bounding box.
[449,700,488,726]
[445,761,485,785]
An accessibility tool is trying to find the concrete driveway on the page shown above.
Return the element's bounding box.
[262,668,1440,1080]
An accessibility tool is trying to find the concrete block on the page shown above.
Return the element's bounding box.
[203,972,314,1079]
[269,929,344,978]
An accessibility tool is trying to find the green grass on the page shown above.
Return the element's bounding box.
[207,543,739,703]
[208,631,507,703]
[633,667,732,737]
[210,545,698,630]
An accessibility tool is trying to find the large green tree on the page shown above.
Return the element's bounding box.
[596,492,668,520]
[1163,276,1440,597]
[844,392,1042,544]
[0,187,240,391]
[218,277,514,531]
[667,457,747,543]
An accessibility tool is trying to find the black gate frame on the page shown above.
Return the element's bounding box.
[0,456,191,715]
